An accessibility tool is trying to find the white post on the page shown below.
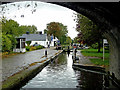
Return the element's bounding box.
[20,39,22,52]
[103,39,105,61]
[103,39,108,62]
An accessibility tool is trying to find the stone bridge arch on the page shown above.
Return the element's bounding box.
[1,1,120,80]
[52,2,120,80]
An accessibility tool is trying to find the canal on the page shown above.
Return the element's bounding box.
[21,52,112,89]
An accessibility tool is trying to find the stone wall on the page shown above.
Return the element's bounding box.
[53,2,120,80]
[104,27,120,80]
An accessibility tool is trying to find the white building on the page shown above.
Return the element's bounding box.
[13,32,58,53]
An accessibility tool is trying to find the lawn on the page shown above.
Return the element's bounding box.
[89,58,109,66]
[81,48,109,66]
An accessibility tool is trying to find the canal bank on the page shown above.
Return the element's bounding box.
[2,48,63,89]
[72,50,120,89]
[21,51,119,89]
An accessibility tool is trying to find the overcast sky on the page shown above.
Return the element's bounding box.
[0,1,79,39]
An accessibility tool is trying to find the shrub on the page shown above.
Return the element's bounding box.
[2,35,12,52]
[2,52,9,55]
[35,45,44,50]
[26,46,30,51]
[91,43,98,49]
[62,46,65,49]
[26,41,31,46]
[26,45,44,51]
[30,46,36,51]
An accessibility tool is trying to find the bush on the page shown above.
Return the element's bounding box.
[30,46,36,51]
[2,35,12,52]
[35,45,44,50]
[62,46,66,49]
[2,52,9,55]
[26,41,31,46]
[26,46,30,51]
[26,45,44,51]
[91,43,98,49]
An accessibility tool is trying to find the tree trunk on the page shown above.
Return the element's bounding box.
[98,40,101,53]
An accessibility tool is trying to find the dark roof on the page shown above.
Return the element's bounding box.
[19,34,47,41]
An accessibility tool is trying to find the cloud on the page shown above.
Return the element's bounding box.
[1,1,78,39]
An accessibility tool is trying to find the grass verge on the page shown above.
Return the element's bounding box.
[81,48,109,66]
[1,52,22,59]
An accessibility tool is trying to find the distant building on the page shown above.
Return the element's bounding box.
[13,37,26,53]
[13,31,58,52]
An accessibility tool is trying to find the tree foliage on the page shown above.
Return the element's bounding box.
[65,36,72,45]
[46,22,68,45]
[2,35,12,52]
[1,17,37,52]
[76,14,103,52]
[19,25,37,34]
[2,18,19,36]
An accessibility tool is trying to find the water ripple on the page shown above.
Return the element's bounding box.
[22,52,78,88]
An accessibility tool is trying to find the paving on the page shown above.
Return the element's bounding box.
[2,47,61,82]
[72,50,105,73]
[76,50,93,65]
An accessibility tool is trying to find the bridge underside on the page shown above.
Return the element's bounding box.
[1,1,120,80]
[53,2,120,80]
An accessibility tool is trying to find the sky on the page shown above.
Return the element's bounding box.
[0,1,79,39]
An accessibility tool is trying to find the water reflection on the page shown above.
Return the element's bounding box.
[22,52,78,88]
[75,70,104,89]
[21,52,114,89]
[51,53,67,66]
[67,50,70,57]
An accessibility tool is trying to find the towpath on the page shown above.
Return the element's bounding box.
[2,47,62,82]
[76,50,92,65]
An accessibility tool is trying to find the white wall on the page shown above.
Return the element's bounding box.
[30,41,48,47]
[13,48,26,53]
[51,37,58,46]
[25,37,58,48]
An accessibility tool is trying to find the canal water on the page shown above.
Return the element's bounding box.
[21,52,109,89]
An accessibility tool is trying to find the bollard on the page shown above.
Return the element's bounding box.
[68,46,70,50]
[72,48,77,63]
[45,49,47,57]
[74,48,77,60]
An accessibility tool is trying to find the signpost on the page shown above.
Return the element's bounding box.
[103,39,108,61]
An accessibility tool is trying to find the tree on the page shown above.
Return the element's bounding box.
[1,17,37,52]
[65,36,72,45]
[46,22,68,45]
[76,14,103,52]
[44,29,47,34]
[47,22,59,37]
[59,35,67,45]
[2,18,19,51]
[73,37,78,43]
[18,25,37,34]
[2,34,12,52]
[2,19,19,36]
[28,25,37,33]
